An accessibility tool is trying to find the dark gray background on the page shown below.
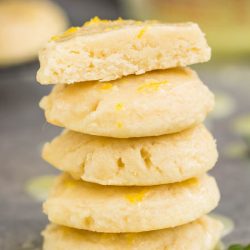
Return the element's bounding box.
[0,0,249,249]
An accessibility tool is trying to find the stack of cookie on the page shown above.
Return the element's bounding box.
[37,17,223,250]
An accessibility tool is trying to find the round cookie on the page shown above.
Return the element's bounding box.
[42,124,218,186]
[37,17,211,85]
[0,0,68,66]
[40,68,214,138]
[43,174,220,233]
[43,216,223,250]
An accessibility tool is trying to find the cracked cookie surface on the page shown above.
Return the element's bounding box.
[43,124,218,185]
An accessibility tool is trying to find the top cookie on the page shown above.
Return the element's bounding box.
[37,17,210,84]
[0,0,68,66]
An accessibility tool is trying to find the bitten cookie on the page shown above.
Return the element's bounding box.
[43,174,220,233]
[37,17,210,84]
[42,124,218,186]
[42,216,223,250]
[0,0,68,66]
[40,68,214,138]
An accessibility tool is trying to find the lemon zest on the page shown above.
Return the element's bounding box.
[137,25,150,39]
[137,80,168,92]
[125,191,145,204]
[182,178,199,187]
[115,103,124,111]
[99,83,113,90]
[116,122,123,128]
[51,27,80,41]
[84,16,109,26]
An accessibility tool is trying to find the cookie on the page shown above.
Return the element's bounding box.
[37,17,210,84]
[42,216,223,250]
[42,124,218,186]
[0,0,68,66]
[43,174,220,232]
[40,68,214,138]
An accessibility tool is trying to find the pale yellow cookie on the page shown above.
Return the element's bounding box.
[37,17,210,84]
[40,68,214,138]
[43,174,220,233]
[42,216,223,250]
[0,0,68,66]
[42,124,218,186]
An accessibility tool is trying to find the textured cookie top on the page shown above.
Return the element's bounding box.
[50,17,196,41]
[40,68,214,138]
[0,0,68,66]
[51,18,159,40]
[42,125,218,185]
[37,17,210,84]
[43,174,220,232]
[43,216,223,250]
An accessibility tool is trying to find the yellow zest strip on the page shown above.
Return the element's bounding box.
[125,191,145,204]
[84,16,118,26]
[115,103,124,111]
[86,16,123,24]
[99,83,113,90]
[51,27,80,41]
[137,25,150,39]
[116,122,123,128]
[183,178,199,186]
[137,80,168,92]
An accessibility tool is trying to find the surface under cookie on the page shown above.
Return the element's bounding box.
[37,17,210,84]
[40,68,214,138]
[43,174,220,233]
[42,124,218,185]
[42,216,223,250]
